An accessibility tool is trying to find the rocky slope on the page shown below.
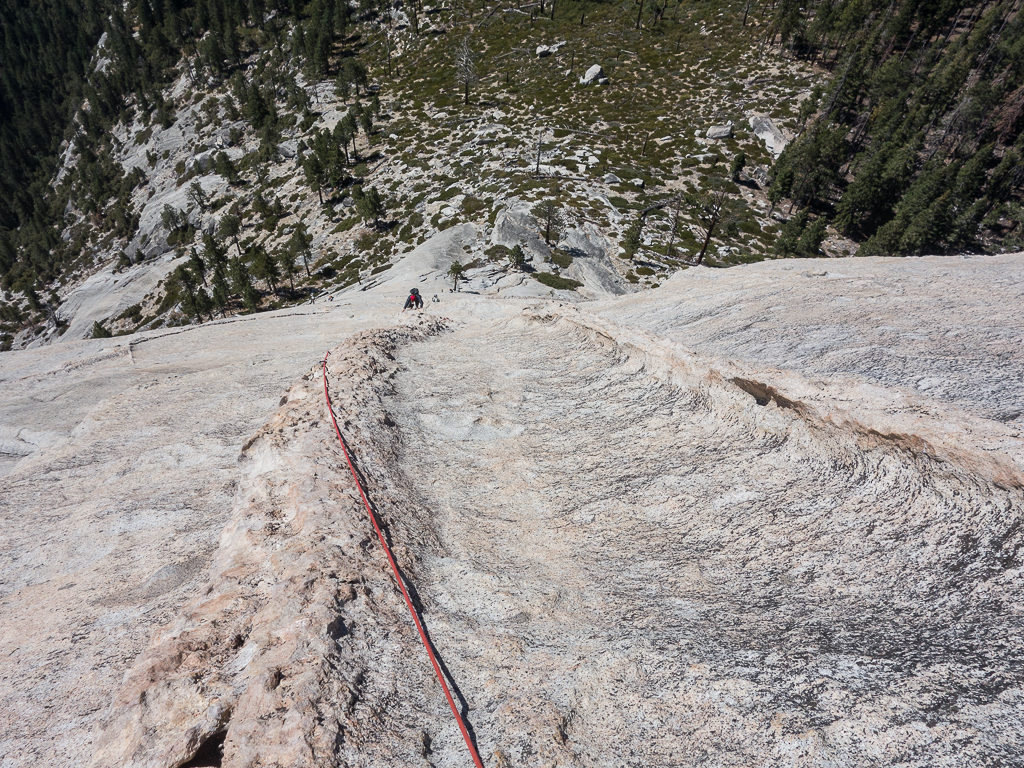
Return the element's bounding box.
[1,252,1022,767]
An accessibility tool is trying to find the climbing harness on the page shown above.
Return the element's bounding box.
[321,351,485,768]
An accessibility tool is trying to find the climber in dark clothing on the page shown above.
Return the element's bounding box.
[403,287,424,310]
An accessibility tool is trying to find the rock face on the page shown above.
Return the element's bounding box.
[579,64,604,85]
[706,121,734,139]
[89,321,454,768]
[2,253,1023,767]
[749,113,791,156]
[382,306,1024,768]
[0,297,396,767]
[55,252,186,341]
[595,254,1024,426]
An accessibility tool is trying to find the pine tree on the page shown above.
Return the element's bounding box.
[354,186,386,228]
[690,184,740,265]
[796,217,828,257]
[214,151,239,184]
[359,105,373,143]
[774,211,808,257]
[187,248,207,285]
[228,255,260,311]
[508,245,527,271]
[218,213,243,256]
[533,194,564,246]
[279,245,297,292]
[303,153,326,205]
[250,245,280,294]
[622,215,645,259]
[448,261,465,290]
[730,152,747,183]
[288,223,314,277]
[174,264,206,321]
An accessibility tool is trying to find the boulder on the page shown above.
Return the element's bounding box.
[579,64,604,86]
[706,122,733,140]
[536,45,553,57]
[748,114,791,157]
[603,173,622,184]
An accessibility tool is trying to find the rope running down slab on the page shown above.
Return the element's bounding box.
[321,350,485,768]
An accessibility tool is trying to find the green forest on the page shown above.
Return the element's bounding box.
[0,0,375,327]
[767,0,1024,256]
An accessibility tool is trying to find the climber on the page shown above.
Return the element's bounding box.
[403,287,424,311]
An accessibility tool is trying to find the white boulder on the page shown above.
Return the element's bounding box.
[749,114,791,157]
[580,64,604,86]
[706,122,733,140]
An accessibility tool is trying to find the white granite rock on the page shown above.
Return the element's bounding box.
[749,114,791,157]
[3,253,1023,768]
[580,64,604,85]
[706,122,734,139]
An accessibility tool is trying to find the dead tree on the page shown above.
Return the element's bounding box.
[692,186,735,265]
[455,35,479,105]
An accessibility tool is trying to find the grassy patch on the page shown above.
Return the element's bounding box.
[533,272,582,291]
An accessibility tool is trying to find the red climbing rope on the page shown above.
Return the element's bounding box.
[321,351,486,768]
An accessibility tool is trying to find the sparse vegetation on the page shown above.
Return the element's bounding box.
[1,0,1015,346]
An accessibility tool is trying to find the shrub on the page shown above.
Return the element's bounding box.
[461,195,488,216]
[355,231,376,251]
[437,185,460,202]
[533,272,582,290]
[485,244,512,262]
[117,303,142,322]
[550,250,573,269]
